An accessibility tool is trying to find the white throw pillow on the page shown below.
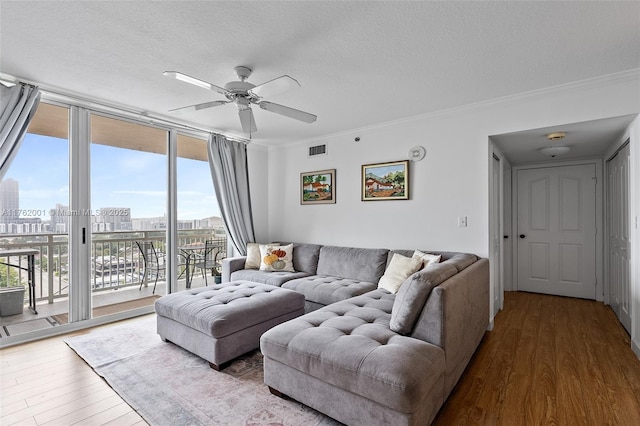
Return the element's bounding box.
[245,242,280,269]
[259,244,295,272]
[378,253,424,294]
[244,243,263,269]
[413,250,442,269]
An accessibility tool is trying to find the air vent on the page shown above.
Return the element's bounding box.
[308,144,327,157]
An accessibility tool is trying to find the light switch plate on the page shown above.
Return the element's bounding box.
[458,216,468,227]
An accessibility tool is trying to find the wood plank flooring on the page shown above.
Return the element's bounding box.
[434,291,640,425]
[1,292,640,425]
[0,318,147,426]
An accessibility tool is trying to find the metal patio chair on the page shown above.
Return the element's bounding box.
[136,241,166,294]
[191,239,225,286]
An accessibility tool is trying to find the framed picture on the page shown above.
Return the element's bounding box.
[301,169,336,205]
[362,160,409,201]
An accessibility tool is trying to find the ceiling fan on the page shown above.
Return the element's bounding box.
[163,66,317,134]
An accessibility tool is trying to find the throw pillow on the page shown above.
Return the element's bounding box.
[259,244,295,272]
[244,243,262,269]
[245,242,279,269]
[390,263,458,334]
[413,250,442,269]
[377,253,423,294]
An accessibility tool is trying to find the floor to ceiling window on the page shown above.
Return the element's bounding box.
[90,113,168,315]
[0,102,70,337]
[176,134,227,290]
[0,95,229,344]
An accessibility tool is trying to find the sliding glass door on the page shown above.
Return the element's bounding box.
[0,102,71,333]
[176,134,226,290]
[90,114,168,316]
[0,95,229,344]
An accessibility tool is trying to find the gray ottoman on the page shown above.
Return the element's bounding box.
[155,281,305,370]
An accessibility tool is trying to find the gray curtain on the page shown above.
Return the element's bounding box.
[207,134,255,256]
[0,83,41,179]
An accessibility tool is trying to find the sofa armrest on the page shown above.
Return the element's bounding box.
[221,256,247,283]
[411,258,489,397]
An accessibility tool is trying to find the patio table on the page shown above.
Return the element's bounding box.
[0,248,39,314]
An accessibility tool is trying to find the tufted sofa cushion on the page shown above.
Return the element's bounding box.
[282,275,377,306]
[230,268,311,287]
[154,281,304,338]
[260,289,446,413]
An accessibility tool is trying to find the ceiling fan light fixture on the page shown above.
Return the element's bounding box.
[164,66,317,133]
[539,145,571,157]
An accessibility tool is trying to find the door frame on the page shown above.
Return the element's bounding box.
[604,140,632,331]
[490,153,503,316]
[511,159,604,301]
[489,144,509,327]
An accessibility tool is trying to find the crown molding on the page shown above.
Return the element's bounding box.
[273,68,640,150]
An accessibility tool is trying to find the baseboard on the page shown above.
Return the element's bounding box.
[487,319,494,331]
[632,338,640,361]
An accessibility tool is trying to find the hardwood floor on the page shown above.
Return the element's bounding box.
[0,317,147,426]
[1,292,639,425]
[434,291,640,425]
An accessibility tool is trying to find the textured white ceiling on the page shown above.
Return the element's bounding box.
[491,115,637,165]
[1,1,639,146]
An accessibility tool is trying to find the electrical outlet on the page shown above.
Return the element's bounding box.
[458,216,468,227]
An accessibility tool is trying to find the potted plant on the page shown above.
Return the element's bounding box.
[212,265,222,284]
[0,267,25,316]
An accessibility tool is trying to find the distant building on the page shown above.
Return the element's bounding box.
[51,203,70,233]
[0,179,19,224]
[94,207,131,232]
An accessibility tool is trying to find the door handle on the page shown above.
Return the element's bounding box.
[503,235,509,239]
[519,234,526,239]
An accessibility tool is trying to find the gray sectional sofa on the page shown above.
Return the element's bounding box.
[225,244,390,312]
[222,243,490,425]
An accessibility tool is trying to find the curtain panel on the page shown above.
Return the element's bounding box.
[207,134,255,256]
[0,83,41,179]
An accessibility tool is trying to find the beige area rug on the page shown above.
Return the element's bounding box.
[65,316,341,426]
[52,295,160,324]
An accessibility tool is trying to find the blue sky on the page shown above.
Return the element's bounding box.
[364,163,405,178]
[4,133,220,220]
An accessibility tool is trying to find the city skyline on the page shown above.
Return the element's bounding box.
[2,133,221,222]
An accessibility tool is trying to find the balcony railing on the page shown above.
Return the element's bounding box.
[0,229,227,304]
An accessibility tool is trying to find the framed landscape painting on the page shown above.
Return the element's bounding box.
[301,169,336,205]
[362,160,409,201]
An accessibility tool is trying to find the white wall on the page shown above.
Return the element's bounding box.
[264,71,640,261]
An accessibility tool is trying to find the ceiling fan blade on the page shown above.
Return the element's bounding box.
[163,71,228,96]
[249,75,300,99]
[168,100,230,113]
[238,107,257,133]
[258,101,317,123]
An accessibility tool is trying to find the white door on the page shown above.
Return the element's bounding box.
[607,144,631,333]
[517,164,596,299]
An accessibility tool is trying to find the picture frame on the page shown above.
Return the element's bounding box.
[301,169,336,205]
[361,160,409,201]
